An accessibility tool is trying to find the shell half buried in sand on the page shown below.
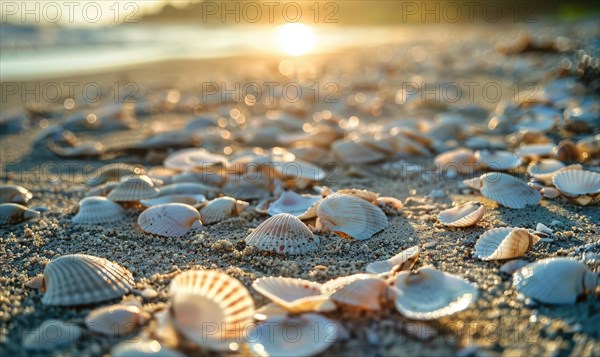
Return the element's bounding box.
[474,227,540,260]
[0,203,40,225]
[252,276,336,314]
[316,194,388,240]
[72,196,126,225]
[438,201,484,227]
[138,203,201,238]
[245,213,319,255]
[365,246,420,275]
[479,172,541,209]
[107,175,160,202]
[552,169,600,205]
[199,196,248,224]
[267,190,321,217]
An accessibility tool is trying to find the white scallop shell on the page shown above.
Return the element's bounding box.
[0,184,32,204]
[392,266,479,320]
[316,194,388,240]
[138,203,201,238]
[332,139,387,164]
[527,159,565,184]
[267,190,321,217]
[140,194,206,208]
[513,258,599,304]
[553,169,600,197]
[22,320,82,351]
[72,197,125,225]
[245,213,319,255]
[199,196,248,225]
[111,339,185,357]
[434,148,479,175]
[252,277,335,313]
[158,182,219,199]
[41,254,134,306]
[0,203,40,225]
[107,175,159,202]
[479,172,541,209]
[330,277,389,310]
[365,246,420,275]
[437,201,484,227]
[85,304,149,336]
[475,150,521,171]
[474,227,540,260]
[169,270,255,351]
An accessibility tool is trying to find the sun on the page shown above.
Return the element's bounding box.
[277,23,315,56]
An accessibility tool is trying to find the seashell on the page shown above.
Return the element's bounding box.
[515,143,555,160]
[552,169,600,205]
[513,258,599,304]
[434,148,480,176]
[474,227,540,260]
[86,182,120,197]
[499,259,530,276]
[138,203,201,238]
[40,254,134,306]
[107,175,159,202]
[541,187,560,199]
[245,213,319,255]
[376,196,404,215]
[392,266,479,320]
[158,182,219,199]
[330,277,389,310]
[22,320,82,351]
[169,270,255,351]
[478,172,541,209]
[222,181,271,201]
[438,201,484,227]
[366,246,420,275]
[0,203,40,225]
[535,223,553,235]
[267,190,321,217]
[271,158,326,189]
[527,159,565,184]
[321,274,374,296]
[247,313,339,357]
[252,277,336,313]
[336,188,379,203]
[86,163,146,186]
[199,196,248,224]
[462,177,482,190]
[254,302,289,321]
[332,139,387,164]
[474,150,521,171]
[72,197,126,225]
[0,184,32,204]
[163,148,219,171]
[316,194,388,240]
[186,150,228,170]
[140,194,206,208]
[85,304,149,336]
[576,134,600,162]
[553,140,581,162]
[111,339,185,357]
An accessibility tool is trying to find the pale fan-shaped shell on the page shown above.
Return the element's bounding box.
[41,254,134,306]
[22,320,82,351]
[316,194,388,240]
[527,159,565,184]
[140,194,206,208]
[479,173,541,209]
[330,277,389,310]
[0,184,32,204]
[169,270,255,351]
[434,148,479,175]
[553,170,600,197]
[475,150,521,171]
[138,203,201,238]
[474,227,540,260]
[392,266,479,320]
[86,163,146,186]
[513,258,599,304]
[158,182,219,199]
[438,201,484,227]
[366,246,420,275]
[107,175,159,202]
[332,140,387,164]
[321,274,374,296]
[267,190,321,217]
[252,277,335,314]
[111,339,185,357]
[245,213,319,255]
[247,313,338,357]
[85,304,148,336]
[72,197,125,225]
[0,203,40,225]
[199,196,248,224]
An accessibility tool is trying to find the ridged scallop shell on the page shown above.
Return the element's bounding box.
[138,203,201,238]
[552,170,600,204]
[366,246,420,275]
[392,266,479,320]
[245,213,319,255]
[267,190,321,217]
[169,270,255,351]
[72,197,125,225]
[479,173,541,209]
[140,194,206,208]
[330,277,389,310]
[111,339,185,357]
[434,148,479,176]
[22,320,82,351]
[0,184,32,204]
[0,203,40,225]
[247,313,339,357]
[86,163,146,186]
[475,150,521,171]
[199,196,248,225]
[107,175,159,202]
[527,159,565,184]
[158,182,219,199]
[321,274,374,296]
[41,254,134,306]
[474,227,540,260]
[316,194,388,240]
[85,304,149,336]
[332,139,387,164]
[513,258,599,304]
[253,277,336,313]
[438,201,484,227]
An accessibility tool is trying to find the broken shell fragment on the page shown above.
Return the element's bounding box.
[0,184,32,204]
[107,175,159,202]
[365,246,420,275]
[252,277,335,314]
[438,201,484,227]
[316,194,388,240]
[0,203,40,225]
[138,203,201,238]
[72,196,125,225]
[85,304,149,336]
[199,196,248,225]
[479,172,541,209]
[245,213,319,255]
[474,227,540,260]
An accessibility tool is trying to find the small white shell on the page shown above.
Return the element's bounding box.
[316,194,388,240]
[474,227,540,260]
[0,203,39,225]
[72,197,125,225]
[86,163,146,186]
[437,201,484,227]
[513,258,599,304]
[332,139,387,164]
[245,213,319,255]
[158,182,219,199]
[330,277,389,310]
[552,169,600,205]
[185,150,228,169]
[541,187,560,199]
[321,274,374,296]
[85,304,149,336]
[272,159,326,188]
[138,203,201,238]
[107,175,159,202]
[111,339,185,357]
[0,184,32,204]
[164,148,220,171]
[199,196,248,225]
[41,254,134,306]
[479,172,541,209]
[499,259,529,275]
[140,194,206,208]
[527,159,565,184]
[267,190,321,217]
[252,277,336,313]
[22,320,82,351]
[475,150,521,171]
[365,246,420,275]
[434,148,479,176]
[392,266,479,320]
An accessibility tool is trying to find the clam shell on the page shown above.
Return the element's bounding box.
[86,163,146,186]
[41,254,134,306]
[158,182,219,199]
[479,172,541,209]
[475,150,521,171]
[169,270,255,351]
[552,169,600,199]
[138,203,201,238]
[527,159,565,184]
[107,175,159,202]
[316,194,388,240]
[474,227,540,260]
[332,139,387,164]
[140,194,206,208]
[513,258,599,304]
[199,196,248,225]
[22,320,82,351]
[111,339,185,357]
[434,148,479,176]
[267,190,321,217]
[438,201,484,227]
[72,197,125,225]
[365,246,420,275]
[0,203,40,225]
[330,277,389,310]
[0,184,32,204]
[392,266,479,320]
[245,213,319,255]
[85,304,148,336]
[253,277,335,313]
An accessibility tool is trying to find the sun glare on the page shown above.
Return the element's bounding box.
[277,23,315,56]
